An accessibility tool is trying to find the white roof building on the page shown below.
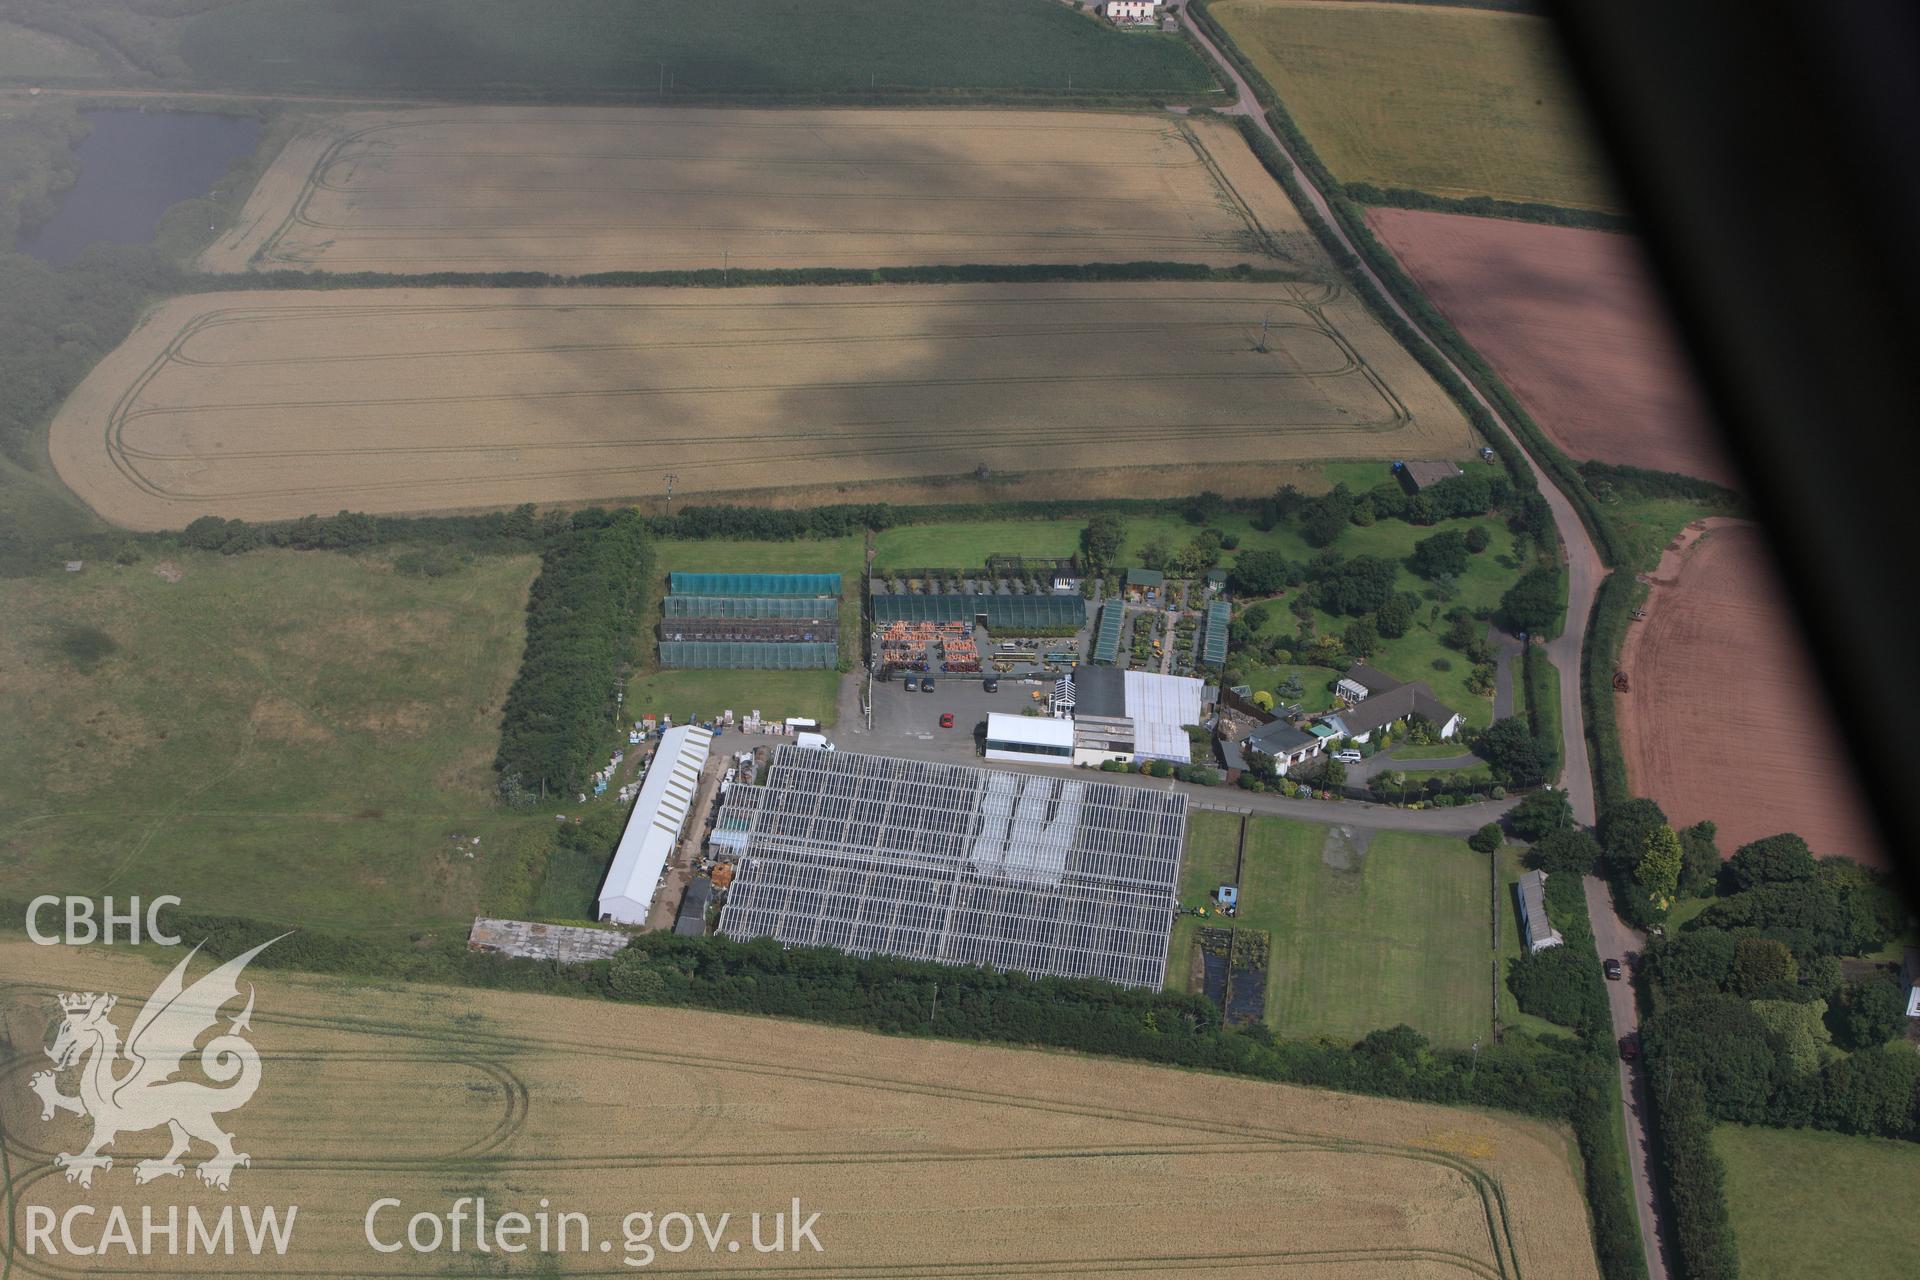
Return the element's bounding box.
[596,724,714,925]
[984,711,1076,765]
[1123,670,1205,763]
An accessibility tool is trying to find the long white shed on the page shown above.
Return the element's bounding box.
[596,724,714,925]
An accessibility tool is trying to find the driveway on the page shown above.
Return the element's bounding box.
[837,674,1515,834]
[1346,749,1482,784]
[1177,10,1654,1274]
[1489,626,1525,722]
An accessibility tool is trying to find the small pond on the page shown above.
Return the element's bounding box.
[19,109,260,264]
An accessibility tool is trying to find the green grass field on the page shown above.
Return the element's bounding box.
[1170,811,1502,1046]
[0,548,548,935]
[167,0,1216,96]
[1210,0,1616,211]
[1715,1124,1920,1279]
[1600,491,1741,573]
[628,536,864,727]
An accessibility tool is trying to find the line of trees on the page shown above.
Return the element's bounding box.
[1344,182,1632,233]
[493,509,653,802]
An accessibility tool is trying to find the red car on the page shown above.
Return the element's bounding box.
[939,713,955,729]
[1619,1032,1640,1063]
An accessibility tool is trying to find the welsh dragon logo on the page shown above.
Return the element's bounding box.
[29,937,282,1191]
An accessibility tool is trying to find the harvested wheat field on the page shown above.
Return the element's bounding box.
[203,108,1312,274]
[1,942,1599,1278]
[52,282,1473,529]
[1367,209,1735,487]
[1618,521,1881,863]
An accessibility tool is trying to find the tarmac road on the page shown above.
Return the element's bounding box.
[1177,10,1662,1277]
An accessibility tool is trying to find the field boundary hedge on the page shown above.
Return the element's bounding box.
[187,261,1301,291]
[1346,183,1631,233]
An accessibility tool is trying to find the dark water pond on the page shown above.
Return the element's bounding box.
[19,109,261,264]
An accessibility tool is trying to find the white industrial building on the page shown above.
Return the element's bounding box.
[596,724,714,925]
[984,711,1075,765]
[992,669,1206,768]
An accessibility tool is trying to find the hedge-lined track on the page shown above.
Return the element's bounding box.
[1,949,1599,1279]
[204,109,1297,275]
[52,284,1472,529]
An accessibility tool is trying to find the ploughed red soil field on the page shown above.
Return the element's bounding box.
[1367,208,1735,488]
[1617,521,1882,864]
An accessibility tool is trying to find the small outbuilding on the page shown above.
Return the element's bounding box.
[1394,459,1465,494]
[1901,946,1920,1019]
[1515,870,1564,954]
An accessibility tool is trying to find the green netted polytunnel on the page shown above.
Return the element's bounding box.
[1201,600,1231,667]
[663,595,834,619]
[871,593,1083,632]
[659,641,838,670]
[1091,602,1126,664]
[668,572,841,597]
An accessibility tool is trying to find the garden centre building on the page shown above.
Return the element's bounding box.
[711,747,1187,988]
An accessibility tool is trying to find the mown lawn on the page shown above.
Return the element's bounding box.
[178,0,1218,95]
[1210,0,1616,211]
[0,548,547,935]
[1715,1124,1920,1279]
[629,537,864,727]
[1170,812,1499,1047]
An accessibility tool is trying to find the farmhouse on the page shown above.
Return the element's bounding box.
[1102,0,1163,24]
[1395,459,1465,493]
[713,746,1187,988]
[1239,719,1325,775]
[1326,662,1462,742]
[1515,870,1564,954]
[596,724,714,925]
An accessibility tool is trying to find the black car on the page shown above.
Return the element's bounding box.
[903,676,919,692]
[922,678,936,693]
[1603,958,1623,981]
[982,678,999,693]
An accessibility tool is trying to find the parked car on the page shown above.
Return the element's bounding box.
[1603,958,1623,981]
[982,678,1000,693]
[1619,1032,1640,1062]
[922,678,935,693]
[1333,749,1363,764]
[903,676,919,692]
[939,713,955,729]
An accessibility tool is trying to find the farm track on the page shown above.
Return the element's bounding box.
[54,285,1467,528]
[0,957,1594,1280]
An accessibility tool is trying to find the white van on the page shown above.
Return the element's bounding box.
[1333,749,1363,765]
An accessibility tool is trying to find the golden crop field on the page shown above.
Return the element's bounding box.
[1210,0,1617,211]
[51,282,1473,529]
[2,942,1600,1278]
[203,108,1310,274]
